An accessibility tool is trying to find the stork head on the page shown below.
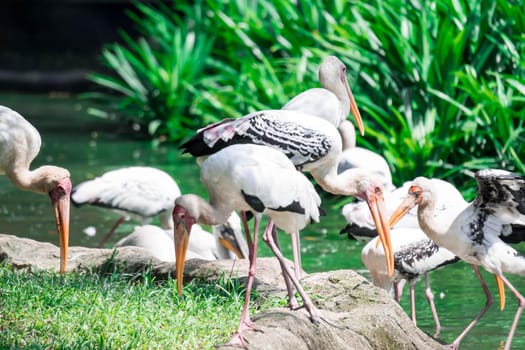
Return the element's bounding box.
[354,176,394,277]
[319,56,364,136]
[172,204,197,295]
[389,177,430,228]
[44,168,71,274]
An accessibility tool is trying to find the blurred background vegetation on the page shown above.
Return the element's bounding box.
[85,0,525,197]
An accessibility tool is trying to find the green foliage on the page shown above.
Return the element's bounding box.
[86,0,525,189]
[315,0,525,187]
[85,2,213,142]
[0,266,280,349]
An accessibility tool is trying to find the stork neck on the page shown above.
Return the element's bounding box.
[6,166,43,193]
[338,120,356,150]
[417,199,457,248]
[312,167,370,197]
[179,194,232,227]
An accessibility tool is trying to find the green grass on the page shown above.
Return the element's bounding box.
[0,266,283,349]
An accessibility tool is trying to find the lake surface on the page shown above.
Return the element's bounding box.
[0,93,523,349]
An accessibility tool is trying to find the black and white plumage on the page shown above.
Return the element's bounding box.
[0,106,71,273]
[181,112,394,276]
[172,144,322,346]
[114,212,248,262]
[71,166,181,247]
[390,169,525,350]
[361,228,459,337]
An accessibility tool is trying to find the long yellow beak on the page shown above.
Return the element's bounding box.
[344,78,364,136]
[50,178,71,274]
[389,192,419,228]
[174,222,190,295]
[218,237,244,259]
[495,275,506,311]
[366,188,394,276]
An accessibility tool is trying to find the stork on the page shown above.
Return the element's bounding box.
[0,105,71,273]
[390,169,525,350]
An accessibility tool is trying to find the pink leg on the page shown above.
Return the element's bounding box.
[291,231,304,280]
[262,220,319,323]
[97,216,126,248]
[498,274,525,350]
[424,272,441,338]
[449,264,494,350]
[225,212,260,347]
[409,280,416,326]
[395,279,406,302]
[271,226,298,309]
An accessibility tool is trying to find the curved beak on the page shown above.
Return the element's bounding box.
[174,223,190,295]
[216,222,248,259]
[364,186,393,276]
[344,77,364,137]
[49,178,71,273]
[389,192,420,228]
[173,206,195,295]
[495,275,506,311]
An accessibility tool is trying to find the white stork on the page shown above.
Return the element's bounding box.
[114,212,248,262]
[0,105,71,273]
[71,166,181,247]
[361,228,459,337]
[282,55,363,132]
[172,144,323,346]
[390,169,525,350]
[340,179,465,241]
[337,120,394,192]
[343,178,466,336]
[180,101,393,275]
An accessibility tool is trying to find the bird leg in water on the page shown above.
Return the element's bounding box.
[409,280,416,327]
[424,272,441,338]
[497,274,525,350]
[262,220,319,323]
[449,264,494,350]
[224,212,260,347]
[97,216,127,248]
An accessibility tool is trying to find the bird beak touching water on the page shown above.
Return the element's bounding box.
[49,177,71,273]
[364,186,394,276]
[173,205,195,295]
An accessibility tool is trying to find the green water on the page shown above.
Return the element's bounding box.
[0,93,523,349]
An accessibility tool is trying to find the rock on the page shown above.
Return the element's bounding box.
[0,233,290,292]
[0,233,446,350]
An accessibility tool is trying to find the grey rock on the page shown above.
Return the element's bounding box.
[0,234,446,350]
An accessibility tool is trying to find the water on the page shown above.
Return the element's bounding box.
[0,93,524,349]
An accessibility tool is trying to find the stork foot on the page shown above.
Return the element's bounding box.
[220,333,248,349]
[447,342,459,350]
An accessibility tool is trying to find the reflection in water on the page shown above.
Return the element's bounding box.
[0,94,524,349]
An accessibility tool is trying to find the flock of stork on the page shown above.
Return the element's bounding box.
[1,55,525,349]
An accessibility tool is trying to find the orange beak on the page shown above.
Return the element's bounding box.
[389,191,420,229]
[49,178,71,273]
[343,77,364,136]
[364,187,393,276]
[174,222,190,295]
[495,275,506,311]
[172,205,196,295]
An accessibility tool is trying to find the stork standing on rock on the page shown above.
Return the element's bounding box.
[0,105,71,273]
